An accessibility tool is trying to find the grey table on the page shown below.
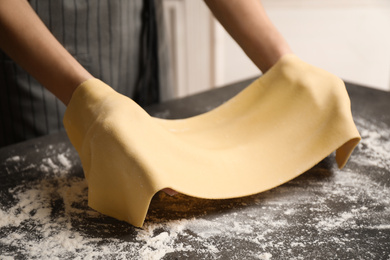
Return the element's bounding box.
[1,78,389,259]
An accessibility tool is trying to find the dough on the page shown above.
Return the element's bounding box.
[64,54,361,227]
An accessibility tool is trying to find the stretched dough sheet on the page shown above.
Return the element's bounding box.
[64,54,361,227]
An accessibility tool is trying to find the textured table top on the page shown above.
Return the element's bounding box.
[1,79,389,259]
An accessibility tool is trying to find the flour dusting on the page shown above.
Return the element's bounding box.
[352,117,390,169]
[1,116,390,259]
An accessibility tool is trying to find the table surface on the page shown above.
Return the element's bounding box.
[1,79,389,259]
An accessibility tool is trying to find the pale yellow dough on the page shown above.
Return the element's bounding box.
[63,54,361,227]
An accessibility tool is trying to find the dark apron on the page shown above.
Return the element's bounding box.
[0,0,161,147]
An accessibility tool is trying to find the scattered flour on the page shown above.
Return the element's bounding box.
[5,155,21,162]
[258,252,273,260]
[1,116,389,259]
[352,117,390,169]
[367,224,390,230]
[57,153,72,169]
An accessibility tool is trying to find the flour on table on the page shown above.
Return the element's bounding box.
[5,155,21,162]
[1,117,389,259]
[352,117,390,169]
[57,153,72,169]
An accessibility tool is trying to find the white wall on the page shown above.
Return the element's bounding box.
[161,0,213,100]
[215,0,390,91]
[162,0,390,100]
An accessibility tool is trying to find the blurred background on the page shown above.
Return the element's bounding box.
[160,0,390,101]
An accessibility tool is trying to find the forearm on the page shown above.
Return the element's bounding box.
[204,0,292,72]
[0,0,92,105]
